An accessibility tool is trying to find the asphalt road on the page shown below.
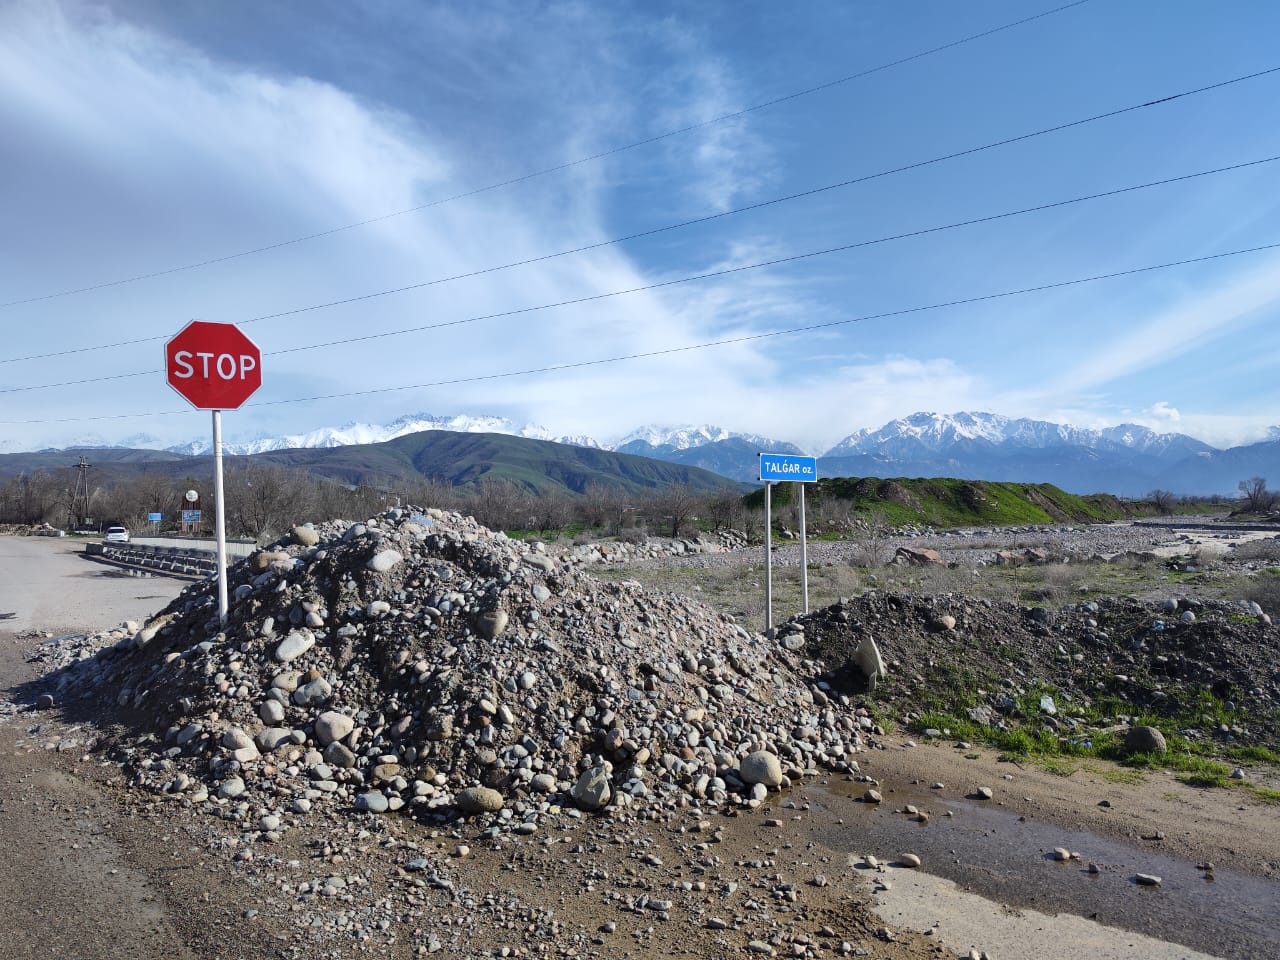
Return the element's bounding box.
[0,536,184,634]
[0,537,215,960]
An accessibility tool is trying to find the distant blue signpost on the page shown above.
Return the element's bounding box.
[758,452,819,631]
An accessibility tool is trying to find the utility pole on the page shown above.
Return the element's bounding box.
[71,455,90,530]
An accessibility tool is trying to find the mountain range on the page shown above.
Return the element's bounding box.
[6,410,1279,497]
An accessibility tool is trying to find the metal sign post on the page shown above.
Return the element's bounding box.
[764,480,773,631]
[758,452,819,633]
[212,410,229,625]
[164,321,262,628]
[799,481,809,614]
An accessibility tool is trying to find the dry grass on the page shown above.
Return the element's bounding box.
[597,534,1280,631]
[1231,538,1280,563]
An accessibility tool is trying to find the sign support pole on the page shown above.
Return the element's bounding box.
[212,409,229,627]
[799,482,809,614]
[764,480,773,632]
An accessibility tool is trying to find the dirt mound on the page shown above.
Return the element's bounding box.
[788,592,1280,749]
[32,508,862,830]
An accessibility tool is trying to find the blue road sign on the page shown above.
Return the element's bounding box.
[181,509,202,523]
[148,512,163,522]
[759,453,818,482]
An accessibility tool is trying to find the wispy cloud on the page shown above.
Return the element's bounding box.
[1036,253,1280,398]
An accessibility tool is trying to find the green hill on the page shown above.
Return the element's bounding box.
[750,476,1133,527]
[251,431,739,495]
[0,432,740,497]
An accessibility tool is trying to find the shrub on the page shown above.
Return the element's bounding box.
[1245,574,1280,617]
[1231,538,1280,563]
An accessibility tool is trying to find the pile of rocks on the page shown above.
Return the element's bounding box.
[787,591,1279,747]
[567,530,747,565]
[37,508,863,833]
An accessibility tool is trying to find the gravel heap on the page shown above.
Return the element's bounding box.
[39,508,863,831]
[567,529,749,565]
[787,591,1280,748]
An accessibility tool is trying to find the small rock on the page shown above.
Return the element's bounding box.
[355,791,389,813]
[571,764,612,811]
[315,711,355,746]
[273,630,314,664]
[367,549,403,573]
[740,750,783,787]
[456,786,505,815]
[897,853,921,868]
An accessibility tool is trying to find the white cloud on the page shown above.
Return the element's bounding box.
[1036,253,1280,397]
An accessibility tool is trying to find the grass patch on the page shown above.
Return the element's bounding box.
[907,712,981,741]
[1092,764,1148,785]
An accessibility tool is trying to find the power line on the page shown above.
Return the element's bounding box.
[7,152,1279,393]
[0,1,1093,310]
[6,59,1278,368]
[4,239,1278,426]
[3,151,1277,396]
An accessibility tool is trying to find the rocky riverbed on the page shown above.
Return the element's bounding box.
[2,516,1278,959]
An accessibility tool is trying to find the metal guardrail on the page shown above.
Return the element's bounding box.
[90,541,222,579]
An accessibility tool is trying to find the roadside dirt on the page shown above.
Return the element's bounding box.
[2,534,1277,960]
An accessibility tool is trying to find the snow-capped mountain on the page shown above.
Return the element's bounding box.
[614,425,803,483]
[170,413,602,457]
[615,424,793,452]
[824,411,1213,459]
[819,411,1219,496]
[11,410,1279,496]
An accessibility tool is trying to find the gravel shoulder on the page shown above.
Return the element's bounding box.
[2,532,1278,960]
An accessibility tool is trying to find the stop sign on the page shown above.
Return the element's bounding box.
[165,321,262,410]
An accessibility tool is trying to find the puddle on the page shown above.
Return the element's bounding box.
[800,781,1278,960]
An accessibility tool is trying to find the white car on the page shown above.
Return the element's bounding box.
[103,525,130,544]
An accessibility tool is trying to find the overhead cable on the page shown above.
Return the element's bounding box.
[3,239,1277,425]
[0,1,1094,310]
[5,59,1278,367]
[2,151,1276,394]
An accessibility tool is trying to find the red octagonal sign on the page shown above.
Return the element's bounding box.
[165,321,262,410]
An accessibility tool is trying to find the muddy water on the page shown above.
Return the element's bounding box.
[798,780,1278,960]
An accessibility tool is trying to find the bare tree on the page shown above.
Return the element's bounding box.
[467,477,528,531]
[1148,489,1176,515]
[1238,476,1276,513]
[223,463,317,541]
[2,471,59,525]
[580,483,632,534]
[704,489,746,532]
[530,487,574,534]
[404,478,463,513]
[646,483,700,538]
[849,507,892,567]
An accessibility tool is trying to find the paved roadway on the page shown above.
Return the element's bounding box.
[0,535,185,634]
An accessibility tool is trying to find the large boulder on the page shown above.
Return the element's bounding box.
[850,636,887,692]
[893,547,943,566]
[1123,725,1168,755]
[571,764,613,811]
[740,750,783,788]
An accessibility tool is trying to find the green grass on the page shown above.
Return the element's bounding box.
[754,476,1135,530]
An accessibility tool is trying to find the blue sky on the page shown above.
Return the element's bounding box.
[3,0,1280,454]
